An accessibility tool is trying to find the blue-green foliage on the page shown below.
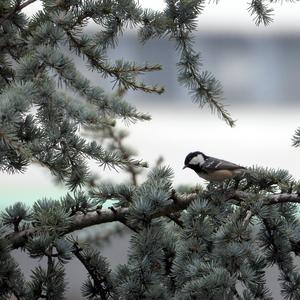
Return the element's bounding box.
[1,1,300,300]
[109,166,300,299]
[25,263,66,300]
[292,127,300,147]
[0,238,26,299]
[2,163,300,299]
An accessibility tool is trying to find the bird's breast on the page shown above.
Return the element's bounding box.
[198,170,234,182]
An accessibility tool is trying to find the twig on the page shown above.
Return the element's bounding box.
[166,213,184,228]
[73,242,111,300]
[109,206,138,232]
[242,210,253,228]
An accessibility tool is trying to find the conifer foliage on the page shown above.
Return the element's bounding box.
[1,1,300,299]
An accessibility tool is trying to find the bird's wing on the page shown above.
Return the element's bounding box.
[202,157,245,171]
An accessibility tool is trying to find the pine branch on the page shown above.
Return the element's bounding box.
[292,127,300,147]
[64,29,164,94]
[248,0,274,26]
[259,216,300,297]
[176,27,235,126]
[7,191,300,250]
[73,242,112,300]
[230,190,300,208]
[0,0,37,26]
[106,126,140,186]
[7,193,196,249]
[46,246,54,298]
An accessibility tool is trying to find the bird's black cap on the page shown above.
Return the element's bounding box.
[184,151,206,167]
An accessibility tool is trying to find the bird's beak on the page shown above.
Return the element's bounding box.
[183,165,187,170]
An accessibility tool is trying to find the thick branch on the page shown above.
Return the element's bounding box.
[7,193,197,249]
[6,191,300,249]
[232,190,300,205]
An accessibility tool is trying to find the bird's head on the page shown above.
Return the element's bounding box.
[183,151,207,170]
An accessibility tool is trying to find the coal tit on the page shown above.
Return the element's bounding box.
[183,151,246,182]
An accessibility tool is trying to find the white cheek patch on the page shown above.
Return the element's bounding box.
[189,154,205,166]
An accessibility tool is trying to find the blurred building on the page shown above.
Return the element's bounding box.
[97,33,300,106]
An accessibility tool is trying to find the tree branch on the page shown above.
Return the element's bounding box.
[73,243,111,300]
[64,29,164,94]
[7,193,197,249]
[107,127,139,186]
[6,191,300,249]
[232,190,300,205]
[0,0,37,26]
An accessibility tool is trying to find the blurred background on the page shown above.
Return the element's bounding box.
[3,0,300,299]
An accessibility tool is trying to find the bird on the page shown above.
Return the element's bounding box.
[183,151,246,182]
